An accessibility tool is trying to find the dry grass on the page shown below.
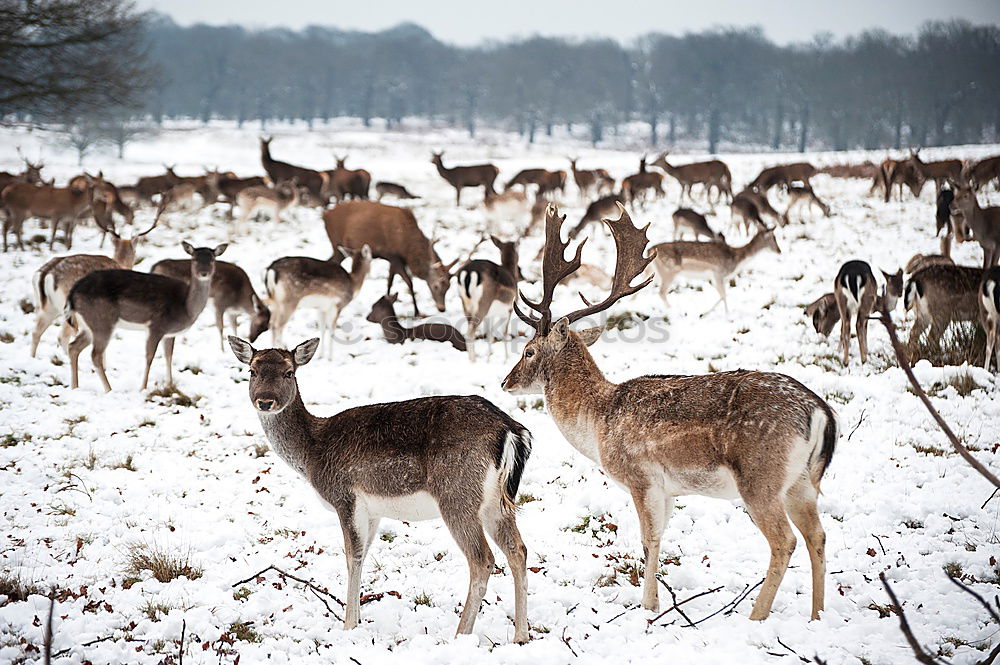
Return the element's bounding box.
[124,543,202,583]
[0,571,42,604]
[907,322,986,368]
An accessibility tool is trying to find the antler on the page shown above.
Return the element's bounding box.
[563,202,655,325]
[514,204,586,334]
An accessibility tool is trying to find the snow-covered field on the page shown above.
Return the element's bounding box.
[1,120,998,664]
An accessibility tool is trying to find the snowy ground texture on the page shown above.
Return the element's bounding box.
[1,119,999,665]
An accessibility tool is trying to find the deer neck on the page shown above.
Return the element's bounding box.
[258,390,317,478]
[542,339,615,465]
[732,235,770,267]
[349,258,370,296]
[378,311,408,344]
[185,269,214,321]
[433,161,449,179]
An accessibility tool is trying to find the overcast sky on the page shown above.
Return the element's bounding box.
[137,0,1000,44]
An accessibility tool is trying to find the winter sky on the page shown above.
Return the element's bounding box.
[137,0,1000,44]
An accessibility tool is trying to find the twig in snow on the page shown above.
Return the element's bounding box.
[349,658,362,665]
[656,578,697,628]
[776,636,810,663]
[876,305,1000,489]
[871,533,887,556]
[982,488,999,510]
[178,619,185,665]
[647,585,723,626]
[51,635,115,658]
[879,572,944,665]
[686,578,764,627]
[847,409,867,441]
[43,596,54,665]
[946,575,1000,626]
[233,564,345,620]
[560,627,578,658]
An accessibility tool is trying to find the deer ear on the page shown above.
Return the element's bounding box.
[228,336,255,365]
[490,235,503,249]
[360,244,372,260]
[182,241,195,256]
[550,317,572,346]
[213,243,228,257]
[293,338,320,366]
[577,326,603,346]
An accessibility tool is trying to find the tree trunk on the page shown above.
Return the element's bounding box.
[668,113,676,145]
[590,111,603,147]
[798,105,809,153]
[649,113,658,147]
[771,100,784,150]
[707,106,721,154]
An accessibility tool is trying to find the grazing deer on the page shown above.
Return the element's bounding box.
[783,185,831,223]
[904,264,983,352]
[134,165,181,204]
[905,253,954,275]
[2,178,92,251]
[884,156,924,202]
[567,194,625,241]
[366,294,467,352]
[621,156,664,205]
[805,270,902,339]
[218,175,269,216]
[536,170,567,200]
[66,242,227,391]
[672,208,723,242]
[234,180,299,235]
[263,246,372,357]
[30,213,160,357]
[260,137,326,203]
[227,336,530,641]
[505,168,550,192]
[904,150,962,195]
[730,195,768,235]
[650,152,733,203]
[967,155,1000,192]
[456,236,520,361]
[431,151,499,206]
[818,162,877,180]
[375,181,419,201]
[749,162,816,193]
[868,158,896,199]
[981,267,1000,371]
[503,203,836,621]
[568,158,614,198]
[833,261,903,364]
[651,229,781,315]
[324,155,371,201]
[152,258,271,351]
[734,187,783,228]
[323,201,455,316]
[951,186,1000,269]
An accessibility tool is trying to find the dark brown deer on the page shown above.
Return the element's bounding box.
[671,208,723,242]
[566,193,625,241]
[324,155,371,201]
[323,201,455,315]
[502,203,836,621]
[2,178,92,251]
[651,152,733,203]
[366,293,467,352]
[227,336,530,641]
[260,137,326,203]
[0,153,44,192]
[375,181,419,201]
[805,270,902,339]
[536,170,567,199]
[568,158,614,198]
[818,162,878,179]
[621,156,664,204]
[967,155,1000,191]
[134,165,181,203]
[505,168,550,192]
[431,151,499,206]
[952,186,1000,268]
[749,162,816,193]
[884,155,924,202]
[906,150,962,195]
[66,242,227,391]
[904,264,983,353]
[783,184,831,223]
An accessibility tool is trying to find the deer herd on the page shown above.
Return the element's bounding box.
[3,135,1000,643]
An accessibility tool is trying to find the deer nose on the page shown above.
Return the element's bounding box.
[256,399,275,411]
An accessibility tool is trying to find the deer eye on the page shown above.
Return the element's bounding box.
[284,370,294,378]
[525,349,535,358]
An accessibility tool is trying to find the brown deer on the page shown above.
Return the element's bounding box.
[234,180,299,234]
[905,253,954,274]
[324,155,371,201]
[502,203,836,621]
[566,193,625,241]
[818,162,878,179]
[0,153,44,192]
[967,155,1000,191]
[909,151,962,195]
[733,187,783,228]
[651,152,733,203]
[2,177,92,251]
[366,293,467,352]
[650,229,781,315]
[981,267,1000,371]
[805,270,902,339]
[729,194,768,234]
[218,175,270,216]
[151,258,271,351]
[456,236,520,361]
[749,162,816,193]
[505,168,550,192]
[66,242,227,391]
[568,158,614,198]
[227,336,530,641]
[951,186,1000,268]
[30,212,160,357]
[783,184,831,223]
[431,151,499,206]
[375,181,419,201]
[904,264,983,353]
[833,261,905,364]
[884,156,924,202]
[134,165,181,203]
[536,170,567,200]
[672,208,723,242]
[621,156,664,204]
[263,245,371,357]
[323,201,455,315]
[260,137,326,203]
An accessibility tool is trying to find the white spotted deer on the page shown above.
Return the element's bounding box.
[981,267,1000,371]
[456,236,520,361]
[227,336,531,642]
[502,203,836,621]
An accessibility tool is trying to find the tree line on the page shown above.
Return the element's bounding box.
[4,2,999,154]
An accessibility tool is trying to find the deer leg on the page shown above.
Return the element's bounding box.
[90,330,113,393]
[30,306,59,358]
[785,478,826,620]
[856,308,870,364]
[325,307,342,359]
[629,484,669,611]
[393,261,420,317]
[483,507,530,644]
[744,497,796,621]
[441,509,494,636]
[163,336,175,387]
[68,327,92,390]
[338,505,379,631]
[215,305,226,352]
[141,331,164,391]
[502,308,513,361]
[465,314,480,362]
[49,217,61,249]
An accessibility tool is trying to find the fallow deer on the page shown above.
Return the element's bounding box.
[536,170,567,200]
[981,267,1000,371]
[567,193,625,241]
[936,188,960,257]
[967,155,1000,192]
[749,162,816,193]
[234,180,299,235]
[805,270,902,339]
[621,156,664,205]
[650,229,781,315]
[260,137,326,203]
[134,165,181,204]
[263,245,372,358]
[904,149,962,195]
[905,253,954,275]
[218,175,269,217]
[323,201,455,316]
[30,212,160,357]
[568,158,614,198]
[151,258,271,351]
[651,152,733,203]
[951,186,1000,268]
[783,185,831,223]
[904,264,983,353]
[505,168,550,192]
[733,187,783,228]
[818,162,877,180]
[729,195,768,235]
[227,336,530,641]
[375,181,419,201]
[671,208,723,242]
[66,242,227,391]
[366,293,467,352]
[324,155,371,201]
[2,178,92,251]
[833,261,902,364]
[431,151,499,206]
[503,203,836,621]
[456,236,520,361]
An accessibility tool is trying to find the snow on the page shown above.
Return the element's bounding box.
[1,120,998,664]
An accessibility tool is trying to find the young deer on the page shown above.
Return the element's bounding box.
[805,270,902,339]
[650,229,781,315]
[672,208,723,242]
[66,242,227,391]
[431,151,499,206]
[783,185,830,223]
[227,336,531,642]
[951,186,1000,269]
[235,180,299,235]
[375,181,419,201]
[503,203,836,621]
[729,195,768,234]
[904,264,983,353]
[264,245,372,357]
[366,293,467,352]
[456,236,520,361]
[151,259,270,351]
[30,213,160,357]
[981,267,1000,371]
